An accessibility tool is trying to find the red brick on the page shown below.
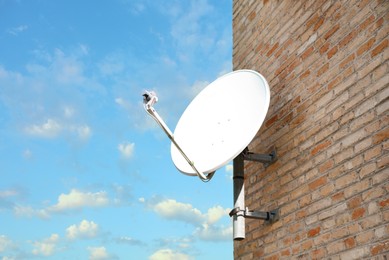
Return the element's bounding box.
[371,38,388,57]
[347,196,362,209]
[373,128,389,144]
[311,140,332,156]
[317,63,329,77]
[357,37,376,56]
[327,46,338,59]
[308,227,321,237]
[324,24,340,40]
[344,237,356,248]
[248,11,256,21]
[319,160,334,173]
[352,207,366,220]
[379,198,389,208]
[339,29,358,48]
[320,42,330,54]
[359,14,375,31]
[339,53,355,69]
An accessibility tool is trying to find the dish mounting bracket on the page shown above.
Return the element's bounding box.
[231,148,279,240]
[241,147,277,167]
[229,207,279,223]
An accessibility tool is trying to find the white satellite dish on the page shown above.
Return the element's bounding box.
[171,70,270,176]
[143,69,279,240]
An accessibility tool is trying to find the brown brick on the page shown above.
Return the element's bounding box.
[327,46,338,59]
[372,127,389,144]
[339,53,355,69]
[379,198,389,208]
[324,24,340,40]
[371,38,389,57]
[352,207,366,220]
[308,175,328,190]
[339,29,358,48]
[311,139,332,156]
[308,227,321,237]
[347,196,362,209]
[317,63,329,77]
[357,37,376,56]
[371,242,389,255]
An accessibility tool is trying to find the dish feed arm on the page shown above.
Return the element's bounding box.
[142,91,213,182]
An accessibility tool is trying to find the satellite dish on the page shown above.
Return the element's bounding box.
[171,70,270,176]
[143,70,279,240]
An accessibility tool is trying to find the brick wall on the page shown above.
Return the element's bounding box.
[232,0,388,259]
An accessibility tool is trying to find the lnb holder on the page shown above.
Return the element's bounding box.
[229,207,280,223]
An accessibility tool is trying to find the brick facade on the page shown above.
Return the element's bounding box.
[232,0,388,259]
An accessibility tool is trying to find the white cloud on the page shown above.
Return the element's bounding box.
[7,25,28,36]
[149,249,192,260]
[148,199,203,225]
[206,206,230,225]
[66,220,99,240]
[25,118,62,138]
[141,197,231,242]
[118,142,135,159]
[75,125,92,140]
[32,234,59,256]
[24,118,91,140]
[63,106,75,118]
[88,246,112,260]
[13,205,50,219]
[115,236,145,247]
[50,189,109,212]
[194,224,232,241]
[225,164,233,180]
[0,235,13,253]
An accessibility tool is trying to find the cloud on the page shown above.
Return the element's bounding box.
[145,198,203,225]
[114,236,145,247]
[7,25,28,36]
[11,185,132,218]
[13,205,50,219]
[141,197,232,242]
[49,189,109,212]
[74,125,92,140]
[24,118,91,140]
[25,119,62,138]
[63,106,75,118]
[66,220,99,240]
[149,249,193,260]
[88,246,116,260]
[118,142,135,159]
[194,224,232,242]
[31,234,59,256]
[206,206,230,225]
[225,164,233,180]
[0,235,14,253]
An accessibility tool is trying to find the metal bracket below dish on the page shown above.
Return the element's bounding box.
[241,147,277,167]
[229,207,279,223]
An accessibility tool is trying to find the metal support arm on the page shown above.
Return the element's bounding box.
[242,148,277,167]
[229,207,279,223]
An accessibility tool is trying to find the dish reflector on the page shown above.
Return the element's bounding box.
[171,70,270,176]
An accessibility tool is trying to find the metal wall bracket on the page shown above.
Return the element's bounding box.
[229,207,280,223]
[242,147,277,167]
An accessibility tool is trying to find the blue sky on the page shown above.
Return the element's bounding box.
[0,1,233,259]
